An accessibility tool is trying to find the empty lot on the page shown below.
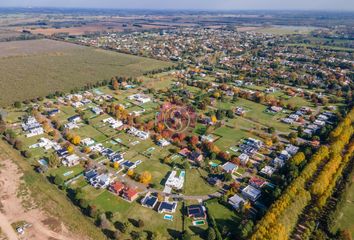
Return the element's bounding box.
[0,39,172,106]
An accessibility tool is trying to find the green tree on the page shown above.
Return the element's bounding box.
[48,152,60,168]
[207,227,216,240]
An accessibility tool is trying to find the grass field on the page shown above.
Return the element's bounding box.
[0,39,173,106]
[335,180,354,238]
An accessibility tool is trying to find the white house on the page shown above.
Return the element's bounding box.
[242,185,261,202]
[128,94,151,104]
[228,194,245,210]
[260,165,276,177]
[62,154,80,167]
[165,171,185,190]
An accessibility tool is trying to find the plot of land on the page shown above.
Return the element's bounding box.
[0,39,172,106]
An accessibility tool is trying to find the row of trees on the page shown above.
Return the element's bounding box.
[250,108,354,240]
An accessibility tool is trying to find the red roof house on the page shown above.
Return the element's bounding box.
[122,187,139,202]
[109,181,125,195]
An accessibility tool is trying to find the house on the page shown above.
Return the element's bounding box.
[273,157,286,168]
[91,107,103,115]
[249,176,267,189]
[128,94,151,104]
[71,102,83,108]
[289,114,300,121]
[64,122,79,130]
[109,181,125,195]
[165,171,185,190]
[265,87,276,93]
[201,134,215,143]
[128,127,149,140]
[179,148,191,157]
[260,165,276,177]
[242,185,261,202]
[304,129,313,136]
[281,118,294,124]
[158,138,170,147]
[122,187,139,202]
[29,138,61,151]
[314,120,326,126]
[110,153,124,163]
[57,148,69,158]
[62,154,80,167]
[187,205,206,219]
[122,161,136,169]
[285,144,299,156]
[228,194,245,210]
[82,138,95,146]
[90,174,111,189]
[239,153,250,165]
[47,109,60,117]
[158,201,177,214]
[221,162,238,174]
[235,107,246,116]
[68,115,81,123]
[102,117,123,129]
[189,151,204,162]
[141,193,158,209]
[270,106,283,113]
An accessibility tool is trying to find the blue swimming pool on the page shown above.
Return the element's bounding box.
[179,171,185,177]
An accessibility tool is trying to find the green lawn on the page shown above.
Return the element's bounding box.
[233,98,292,132]
[335,181,354,238]
[137,158,172,190]
[184,168,217,196]
[206,201,241,236]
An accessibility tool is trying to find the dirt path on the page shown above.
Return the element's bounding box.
[0,156,77,240]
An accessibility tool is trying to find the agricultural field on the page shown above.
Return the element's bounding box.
[0,39,172,106]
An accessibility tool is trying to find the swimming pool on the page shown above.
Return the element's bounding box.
[209,162,219,167]
[179,171,185,178]
[193,220,205,226]
[164,214,173,221]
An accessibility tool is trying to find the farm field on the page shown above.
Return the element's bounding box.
[0,39,172,106]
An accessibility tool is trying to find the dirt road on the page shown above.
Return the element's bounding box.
[0,155,77,240]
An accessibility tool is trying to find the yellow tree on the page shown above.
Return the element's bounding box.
[127,169,134,178]
[139,171,152,185]
[113,161,120,170]
[72,135,81,145]
[67,145,75,154]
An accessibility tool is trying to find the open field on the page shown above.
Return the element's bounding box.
[0,39,172,106]
[335,179,354,238]
[0,139,106,240]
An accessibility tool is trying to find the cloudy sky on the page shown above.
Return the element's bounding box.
[0,0,353,11]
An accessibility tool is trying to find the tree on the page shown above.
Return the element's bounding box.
[72,135,81,145]
[291,152,305,166]
[137,219,144,228]
[207,227,216,240]
[211,115,217,124]
[67,145,75,154]
[139,171,152,184]
[14,139,24,150]
[224,173,232,182]
[112,79,119,90]
[121,221,132,233]
[113,161,120,170]
[48,152,60,168]
[181,231,192,240]
[54,174,64,186]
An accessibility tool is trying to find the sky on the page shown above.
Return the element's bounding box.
[0,0,353,11]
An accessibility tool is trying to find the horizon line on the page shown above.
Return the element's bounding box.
[0,6,354,13]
